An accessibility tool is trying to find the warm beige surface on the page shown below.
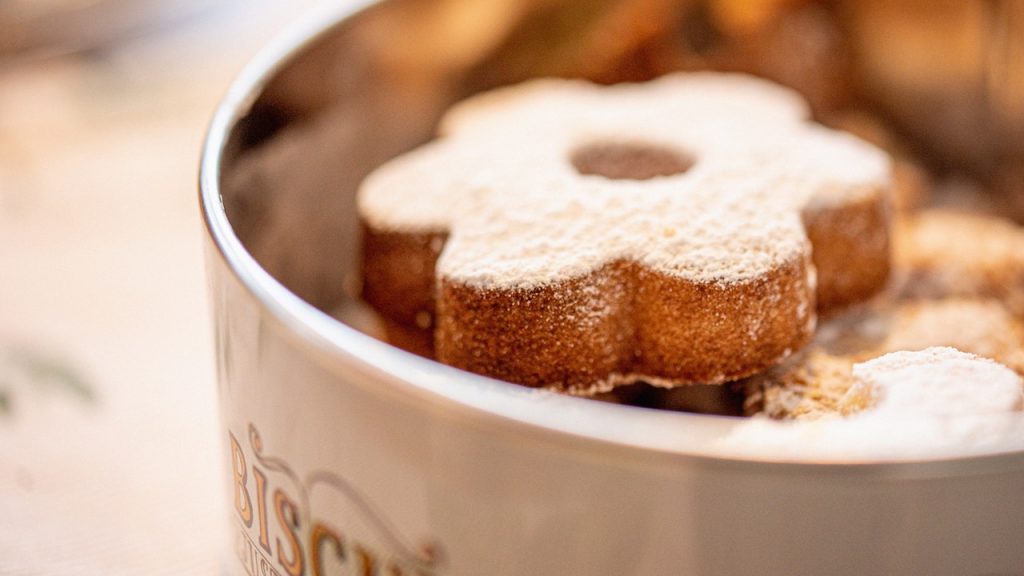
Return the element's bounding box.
[0,2,322,573]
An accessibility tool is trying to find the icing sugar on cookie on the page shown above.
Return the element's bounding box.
[745,298,1024,419]
[842,347,1024,417]
[359,73,893,391]
[721,347,1024,460]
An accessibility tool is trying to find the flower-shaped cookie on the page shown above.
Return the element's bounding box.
[359,73,892,392]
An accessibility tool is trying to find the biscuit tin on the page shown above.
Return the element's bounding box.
[200,2,1024,574]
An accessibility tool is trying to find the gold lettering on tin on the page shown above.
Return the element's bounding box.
[237,524,284,576]
[229,432,253,528]
[311,522,345,576]
[254,466,272,554]
[231,424,445,576]
[274,488,304,576]
[355,545,377,576]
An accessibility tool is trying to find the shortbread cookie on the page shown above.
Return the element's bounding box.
[840,347,1023,417]
[746,298,1024,419]
[359,73,892,391]
[894,210,1024,317]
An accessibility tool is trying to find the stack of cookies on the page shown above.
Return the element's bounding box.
[356,72,1024,422]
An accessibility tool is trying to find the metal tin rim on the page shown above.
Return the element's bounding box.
[199,0,1024,475]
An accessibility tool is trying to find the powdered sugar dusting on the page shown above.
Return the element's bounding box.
[717,412,1024,461]
[438,73,810,137]
[358,72,890,288]
[723,348,1024,458]
[841,347,1024,417]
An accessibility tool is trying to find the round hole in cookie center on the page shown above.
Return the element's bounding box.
[570,142,694,181]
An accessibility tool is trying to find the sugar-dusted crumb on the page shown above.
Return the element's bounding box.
[743,350,854,419]
[749,298,1024,419]
[841,347,1024,416]
[723,348,1024,460]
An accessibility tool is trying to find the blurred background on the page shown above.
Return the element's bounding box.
[1,0,1022,573]
[0,1,321,573]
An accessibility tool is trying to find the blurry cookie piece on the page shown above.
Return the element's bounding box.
[746,298,1024,419]
[744,349,854,419]
[895,210,1024,318]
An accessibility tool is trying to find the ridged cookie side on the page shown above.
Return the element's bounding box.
[436,255,814,392]
[803,184,891,312]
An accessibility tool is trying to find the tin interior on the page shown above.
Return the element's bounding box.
[202,0,1024,464]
